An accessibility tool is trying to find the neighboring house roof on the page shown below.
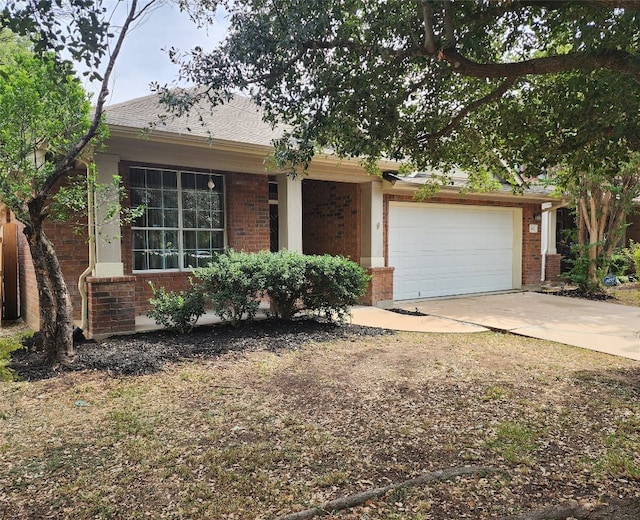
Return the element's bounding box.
[105,93,283,147]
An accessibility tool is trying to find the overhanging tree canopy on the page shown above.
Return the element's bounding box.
[171,0,640,180]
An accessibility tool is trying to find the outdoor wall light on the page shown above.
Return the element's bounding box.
[534,212,542,221]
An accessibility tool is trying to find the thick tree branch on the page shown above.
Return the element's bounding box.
[422,0,437,55]
[443,0,455,47]
[418,77,516,144]
[440,48,640,80]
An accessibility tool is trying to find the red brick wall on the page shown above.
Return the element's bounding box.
[302,180,361,261]
[384,194,542,287]
[362,267,394,306]
[226,172,271,252]
[544,253,562,282]
[86,276,136,338]
[43,219,89,321]
[521,205,543,285]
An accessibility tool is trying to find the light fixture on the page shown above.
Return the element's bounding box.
[207,176,215,190]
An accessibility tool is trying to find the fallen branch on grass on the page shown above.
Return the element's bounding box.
[277,465,503,520]
[499,497,640,520]
[498,501,584,520]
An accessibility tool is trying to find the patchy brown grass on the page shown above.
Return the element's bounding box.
[1,330,640,519]
[608,282,640,307]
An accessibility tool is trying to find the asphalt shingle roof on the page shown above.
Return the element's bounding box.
[104,92,282,147]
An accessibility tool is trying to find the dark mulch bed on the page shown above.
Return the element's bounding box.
[9,318,394,381]
[540,287,615,301]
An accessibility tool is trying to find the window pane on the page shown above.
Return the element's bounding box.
[133,251,147,271]
[183,230,196,250]
[147,209,163,227]
[182,190,196,209]
[183,209,196,229]
[196,212,212,229]
[148,251,164,270]
[133,211,147,228]
[132,229,147,249]
[181,172,195,190]
[164,230,178,250]
[197,231,212,249]
[147,230,163,249]
[164,210,179,228]
[130,187,144,206]
[165,252,179,269]
[212,231,224,249]
[146,189,162,208]
[162,170,177,189]
[212,211,224,228]
[146,169,162,188]
[163,190,178,209]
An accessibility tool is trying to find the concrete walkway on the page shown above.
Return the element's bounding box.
[350,292,640,362]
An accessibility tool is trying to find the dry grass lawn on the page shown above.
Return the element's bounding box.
[1,329,640,519]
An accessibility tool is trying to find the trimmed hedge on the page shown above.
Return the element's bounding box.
[148,250,370,331]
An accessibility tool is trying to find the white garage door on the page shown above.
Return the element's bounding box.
[389,202,521,300]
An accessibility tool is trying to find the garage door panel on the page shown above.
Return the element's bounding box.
[389,204,517,300]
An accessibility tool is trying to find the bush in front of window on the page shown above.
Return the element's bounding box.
[147,281,205,334]
[194,250,265,327]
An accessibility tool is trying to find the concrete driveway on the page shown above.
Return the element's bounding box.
[395,291,640,361]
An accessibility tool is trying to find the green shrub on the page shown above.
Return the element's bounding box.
[0,332,30,382]
[303,254,370,322]
[634,248,640,280]
[194,250,265,326]
[147,281,205,334]
[261,250,309,320]
[611,241,640,277]
[609,252,630,277]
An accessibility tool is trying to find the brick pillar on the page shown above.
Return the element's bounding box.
[86,276,136,339]
[544,254,563,282]
[361,266,394,306]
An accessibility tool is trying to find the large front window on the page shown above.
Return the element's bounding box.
[130,167,225,270]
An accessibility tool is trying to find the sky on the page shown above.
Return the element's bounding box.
[82,2,228,106]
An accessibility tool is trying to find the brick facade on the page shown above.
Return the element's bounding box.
[544,253,563,282]
[86,276,136,338]
[302,180,361,261]
[361,267,395,306]
[13,159,553,335]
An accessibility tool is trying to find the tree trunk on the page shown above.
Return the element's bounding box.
[24,220,74,364]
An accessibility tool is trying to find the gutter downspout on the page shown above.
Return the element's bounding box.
[78,160,96,332]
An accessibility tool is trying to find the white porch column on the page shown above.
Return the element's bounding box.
[277,174,303,253]
[360,179,385,267]
[541,202,557,255]
[92,153,124,276]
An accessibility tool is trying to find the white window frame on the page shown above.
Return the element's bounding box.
[130,166,226,272]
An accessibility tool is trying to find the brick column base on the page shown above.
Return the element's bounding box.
[544,254,563,282]
[361,267,394,306]
[86,276,136,339]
